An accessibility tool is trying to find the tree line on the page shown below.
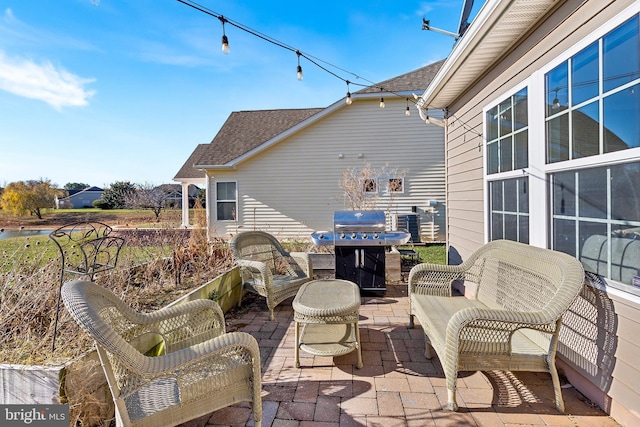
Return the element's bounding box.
[0,179,204,221]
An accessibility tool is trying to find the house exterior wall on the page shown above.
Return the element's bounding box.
[442,0,640,424]
[56,191,103,209]
[206,97,446,241]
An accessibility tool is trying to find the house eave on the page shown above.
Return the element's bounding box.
[418,0,560,110]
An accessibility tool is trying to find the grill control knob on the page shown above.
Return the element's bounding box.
[318,233,324,239]
[351,232,357,239]
[373,233,379,239]
[340,233,346,239]
[362,233,368,239]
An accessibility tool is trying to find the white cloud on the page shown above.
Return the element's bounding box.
[0,50,95,109]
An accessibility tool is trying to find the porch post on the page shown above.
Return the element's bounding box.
[181,182,190,228]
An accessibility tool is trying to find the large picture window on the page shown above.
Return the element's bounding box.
[216,181,237,221]
[545,15,640,164]
[550,162,640,287]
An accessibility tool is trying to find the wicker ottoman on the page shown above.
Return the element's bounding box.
[293,279,363,369]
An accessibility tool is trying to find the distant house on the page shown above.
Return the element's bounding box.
[156,183,200,208]
[415,0,640,424]
[55,186,103,209]
[175,61,447,240]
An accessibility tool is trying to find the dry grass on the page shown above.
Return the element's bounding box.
[0,208,234,366]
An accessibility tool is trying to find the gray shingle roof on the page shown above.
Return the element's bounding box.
[174,144,209,180]
[192,108,323,168]
[356,59,445,94]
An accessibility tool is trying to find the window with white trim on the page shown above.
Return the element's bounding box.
[545,15,640,163]
[385,177,404,193]
[489,177,529,244]
[485,88,530,243]
[486,88,529,174]
[481,6,640,296]
[543,12,640,293]
[363,178,377,193]
[215,181,236,221]
[550,162,640,287]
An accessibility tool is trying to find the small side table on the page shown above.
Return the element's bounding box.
[293,279,363,369]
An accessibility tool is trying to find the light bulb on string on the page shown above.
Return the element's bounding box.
[405,98,411,116]
[296,51,303,80]
[346,81,352,105]
[379,88,385,108]
[219,16,230,54]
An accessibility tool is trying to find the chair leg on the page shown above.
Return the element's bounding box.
[549,360,565,412]
[424,339,434,360]
[446,388,459,411]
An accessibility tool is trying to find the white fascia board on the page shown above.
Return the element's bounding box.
[418,0,507,110]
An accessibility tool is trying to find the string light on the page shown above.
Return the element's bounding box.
[179,0,428,117]
[296,50,303,80]
[219,16,230,54]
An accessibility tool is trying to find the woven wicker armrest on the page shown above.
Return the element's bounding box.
[133,299,227,348]
[408,263,466,297]
[290,252,313,277]
[236,259,273,281]
[133,331,260,374]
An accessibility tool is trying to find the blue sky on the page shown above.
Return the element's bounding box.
[0,0,483,189]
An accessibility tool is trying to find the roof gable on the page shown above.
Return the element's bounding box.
[194,108,323,167]
[356,59,445,94]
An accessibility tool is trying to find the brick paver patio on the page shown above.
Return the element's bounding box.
[179,282,621,427]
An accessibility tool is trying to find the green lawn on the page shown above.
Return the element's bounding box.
[399,243,446,265]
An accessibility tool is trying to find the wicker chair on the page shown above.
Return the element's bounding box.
[408,240,585,412]
[61,280,262,427]
[230,231,313,320]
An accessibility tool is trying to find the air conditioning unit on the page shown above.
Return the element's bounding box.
[394,213,421,243]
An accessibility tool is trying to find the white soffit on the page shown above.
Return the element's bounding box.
[421,0,560,109]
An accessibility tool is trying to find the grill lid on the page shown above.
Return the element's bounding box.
[333,210,386,232]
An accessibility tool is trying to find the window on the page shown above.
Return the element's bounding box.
[363,178,377,193]
[216,181,236,221]
[486,88,529,174]
[385,177,404,193]
[541,13,640,294]
[489,177,529,243]
[545,15,640,164]
[550,162,640,287]
[485,87,530,243]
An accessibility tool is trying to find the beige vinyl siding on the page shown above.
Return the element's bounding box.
[207,96,446,241]
[442,0,640,424]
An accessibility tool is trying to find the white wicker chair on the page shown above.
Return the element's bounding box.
[61,280,262,427]
[230,231,313,320]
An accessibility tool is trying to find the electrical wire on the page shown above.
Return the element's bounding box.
[177,0,431,107]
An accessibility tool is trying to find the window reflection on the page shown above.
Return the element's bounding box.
[572,101,599,158]
[545,16,640,164]
[572,41,599,105]
[551,162,640,286]
[603,84,640,152]
[603,15,640,92]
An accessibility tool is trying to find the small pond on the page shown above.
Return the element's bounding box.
[0,229,53,240]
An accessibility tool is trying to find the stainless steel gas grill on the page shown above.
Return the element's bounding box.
[311,210,411,293]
